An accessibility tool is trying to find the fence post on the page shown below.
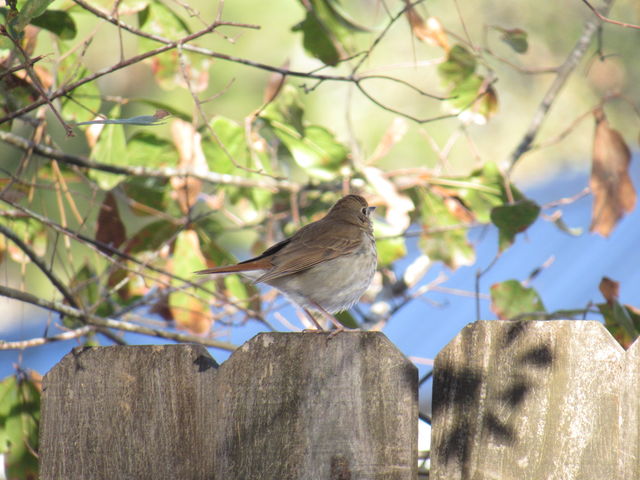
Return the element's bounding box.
[430,320,637,480]
[39,344,219,479]
[40,332,417,480]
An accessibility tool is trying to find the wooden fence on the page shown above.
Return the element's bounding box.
[39,321,639,479]
[39,332,417,479]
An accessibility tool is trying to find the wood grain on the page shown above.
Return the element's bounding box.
[40,332,417,480]
[431,320,635,480]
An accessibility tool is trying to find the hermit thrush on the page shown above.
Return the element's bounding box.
[195,195,377,330]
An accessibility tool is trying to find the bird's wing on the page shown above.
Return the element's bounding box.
[256,220,363,283]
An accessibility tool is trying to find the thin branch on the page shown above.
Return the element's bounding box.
[0,326,94,350]
[71,0,447,123]
[0,19,252,126]
[0,197,263,324]
[0,26,73,135]
[0,284,238,351]
[0,222,79,308]
[0,55,46,80]
[352,0,426,74]
[71,0,354,82]
[0,130,300,192]
[541,187,590,209]
[507,0,614,173]
[581,0,640,29]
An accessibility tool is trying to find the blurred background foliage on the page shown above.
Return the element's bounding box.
[1,0,640,476]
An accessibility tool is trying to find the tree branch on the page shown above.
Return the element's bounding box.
[0,222,79,308]
[0,130,300,192]
[0,284,237,351]
[507,0,615,172]
[581,0,640,29]
[0,326,94,350]
[0,20,251,126]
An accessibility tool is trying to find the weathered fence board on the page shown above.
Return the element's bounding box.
[40,332,417,480]
[431,320,637,480]
[39,344,219,479]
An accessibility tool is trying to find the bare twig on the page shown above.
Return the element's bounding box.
[0,26,73,135]
[0,284,237,351]
[0,223,79,308]
[0,130,300,192]
[0,55,46,80]
[0,326,94,350]
[580,0,640,29]
[507,0,614,173]
[0,19,253,125]
[541,187,590,209]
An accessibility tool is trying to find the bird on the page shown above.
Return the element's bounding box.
[195,194,377,331]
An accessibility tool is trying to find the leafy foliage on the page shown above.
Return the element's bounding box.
[0,0,639,472]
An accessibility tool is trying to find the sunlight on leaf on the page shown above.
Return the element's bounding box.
[490,199,540,251]
[490,279,545,319]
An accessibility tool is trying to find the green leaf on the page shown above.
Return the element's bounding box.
[292,11,341,66]
[69,263,102,313]
[292,0,361,66]
[121,176,171,216]
[500,28,528,54]
[260,87,347,180]
[417,189,475,269]
[452,162,523,223]
[57,53,101,122]
[0,375,39,480]
[599,302,640,348]
[490,279,545,319]
[6,0,54,34]
[31,9,76,39]
[222,274,260,310]
[335,310,359,329]
[437,44,476,86]
[490,199,540,251]
[171,229,206,281]
[323,0,372,33]
[202,116,248,174]
[89,105,128,190]
[0,76,36,127]
[0,217,47,262]
[136,2,202,90]
[137,1,189,36]
[127,220,178,254]
[445,74,498,122]
[126,132,176,168]
[195,218,237,267]
[260,85,305,133]
[374,220,406,267]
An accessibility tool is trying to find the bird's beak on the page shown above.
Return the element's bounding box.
[367,206,376,215]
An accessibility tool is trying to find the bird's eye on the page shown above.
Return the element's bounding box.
[361,207,368,215]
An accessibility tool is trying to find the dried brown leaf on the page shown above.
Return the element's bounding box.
[170,119,207,214]
[599,276,619,304]
[590,108,636,236]
[96,191,126,253]
[170,293,213,334]
[404,5,449,51]
[369,118,408,164]
[263,60,289,104]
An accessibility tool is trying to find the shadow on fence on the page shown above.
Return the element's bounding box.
[39,321,638,479]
